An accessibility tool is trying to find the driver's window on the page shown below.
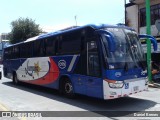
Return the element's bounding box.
[87,41,101,77]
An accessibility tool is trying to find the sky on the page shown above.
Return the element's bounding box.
[0,0,130,34]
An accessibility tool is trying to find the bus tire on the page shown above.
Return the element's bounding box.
[13,73,19,85]
[62,78,75,98]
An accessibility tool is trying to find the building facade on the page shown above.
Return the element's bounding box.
[0,33,9,42]
[126,0,160,37]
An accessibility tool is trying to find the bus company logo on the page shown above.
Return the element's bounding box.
[25,61,41,78]
[125,83,129,89]
[58,60,66,69]
[115,72,121,77]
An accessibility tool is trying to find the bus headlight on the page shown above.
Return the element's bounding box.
[105,79,124,88]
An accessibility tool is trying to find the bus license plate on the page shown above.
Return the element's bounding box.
[133,86,139,91]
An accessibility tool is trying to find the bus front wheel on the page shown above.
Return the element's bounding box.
[62,79,75,98]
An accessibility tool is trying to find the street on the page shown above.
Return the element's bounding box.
[0,77,160,120]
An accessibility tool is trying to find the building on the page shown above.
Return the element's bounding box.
[126,0,160,37]
[0,33,9,42]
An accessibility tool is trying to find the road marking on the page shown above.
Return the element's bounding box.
[21,117,27,120]
[0,103,9,111]
[0,102,27,120]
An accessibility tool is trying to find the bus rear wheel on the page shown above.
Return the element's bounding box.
[62,79,75,98]
[13,73,19,85]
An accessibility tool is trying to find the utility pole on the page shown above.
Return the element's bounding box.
[146,0,152,82]
[124,0,127,25]
[75,15,77,26]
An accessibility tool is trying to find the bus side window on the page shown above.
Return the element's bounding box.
[14,45,19,59]
[20,44,26,58]
[4,48,9,60]
[57,36,62,54]
[81,36,85,51]
[33,40,45,57]
[20,43,32,58]
[20,45,23,58]
[45,38,56,56]
[7,48,10,59]
[87,41,101,77]
[28,42,33,58]
[3,49,7,60]
[11,47,14,59]
[57,33,81,55]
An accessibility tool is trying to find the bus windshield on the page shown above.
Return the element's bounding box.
[102,28,145,70]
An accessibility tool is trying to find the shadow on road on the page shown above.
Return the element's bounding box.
[2,81,157,117]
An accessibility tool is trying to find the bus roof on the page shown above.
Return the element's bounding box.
[6,24,135,47]
[36,24,134,40]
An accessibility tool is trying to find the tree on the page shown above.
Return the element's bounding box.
[9,17,42,44]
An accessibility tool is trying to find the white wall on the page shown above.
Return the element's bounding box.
[140,25,159,36]
[126,5,139,32]
[138,0,160,36]
[127,0,160,36]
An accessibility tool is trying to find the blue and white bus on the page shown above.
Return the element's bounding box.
[2,24,156,99]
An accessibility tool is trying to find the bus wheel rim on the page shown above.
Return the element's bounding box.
[65,83,72,93]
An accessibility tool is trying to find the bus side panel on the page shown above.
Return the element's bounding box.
[71,74,87,95]
[86,76,103,99]
[16,57,60,85]
[3,60,12,79]
[71,75,104,99]
[15,55,80,88]
[3,59,23,79]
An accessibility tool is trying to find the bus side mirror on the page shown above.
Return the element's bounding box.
[139,34,157,51]
[105,35,116,52]
[98,30,116,52]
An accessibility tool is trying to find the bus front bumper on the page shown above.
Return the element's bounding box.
[103,77,148,100]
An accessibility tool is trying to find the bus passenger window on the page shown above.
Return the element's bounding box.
[45,38,55,56]
[57,33,81,55]
[33,40,44,57]
[14,46,19,58]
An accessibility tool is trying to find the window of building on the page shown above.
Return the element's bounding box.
[140,8,146,27]
[140,4,160,27]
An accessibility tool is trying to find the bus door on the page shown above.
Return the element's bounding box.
[73,39,102,98]
[86,40,103,98]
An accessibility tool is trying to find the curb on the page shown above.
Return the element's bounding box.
[153,83,160,88]
[148,83,160,88]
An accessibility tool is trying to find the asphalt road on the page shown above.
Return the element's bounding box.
[0,77,160,120]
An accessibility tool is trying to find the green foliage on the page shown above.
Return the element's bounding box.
[9,18,42,44]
